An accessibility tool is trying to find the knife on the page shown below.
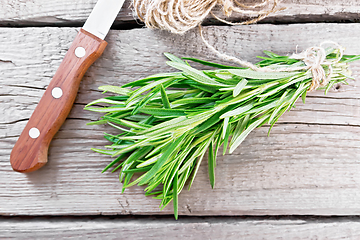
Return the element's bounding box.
[10,0,126,172]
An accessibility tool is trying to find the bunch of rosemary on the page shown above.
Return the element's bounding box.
[86,48,359,219]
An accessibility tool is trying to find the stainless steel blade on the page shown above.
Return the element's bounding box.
[83,0,126,39]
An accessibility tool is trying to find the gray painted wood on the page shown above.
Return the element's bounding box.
[1,24,360,216]
[1,0,360,26]
[1,217,360,239]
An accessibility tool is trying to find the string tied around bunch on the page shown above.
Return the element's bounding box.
[199,26,344,92]
[290,41,344,91]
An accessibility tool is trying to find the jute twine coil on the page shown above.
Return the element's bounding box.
[133,0,283,34]
[133,0,343,91]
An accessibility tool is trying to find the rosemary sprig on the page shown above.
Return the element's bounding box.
[86,50,359,219]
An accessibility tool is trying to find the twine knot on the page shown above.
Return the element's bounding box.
[290,41,344,91]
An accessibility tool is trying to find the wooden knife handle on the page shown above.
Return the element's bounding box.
[10,29,107,173]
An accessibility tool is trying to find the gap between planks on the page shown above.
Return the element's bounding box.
[1,216,360,239]
[1,0,360,27]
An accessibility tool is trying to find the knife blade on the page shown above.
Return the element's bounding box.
[10,0,126,172]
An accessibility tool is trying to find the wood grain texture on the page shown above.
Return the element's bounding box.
[0,0,360,26]
[10,29,107,172]
[1,217,360,239]
[1,24,360,216]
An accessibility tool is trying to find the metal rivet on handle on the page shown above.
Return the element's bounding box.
[52,87,63,99]
[75,47,86,58]
[29,127,40,139]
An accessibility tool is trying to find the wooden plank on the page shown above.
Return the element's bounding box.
[1,217,360,239]
[1,24,360,216]
[1,0,360,26]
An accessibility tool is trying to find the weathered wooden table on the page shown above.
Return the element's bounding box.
[2,0,360,238]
